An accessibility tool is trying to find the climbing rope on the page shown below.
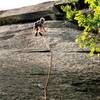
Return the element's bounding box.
[44,48,52,100]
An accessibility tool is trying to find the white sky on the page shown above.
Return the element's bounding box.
[0,0,54,11]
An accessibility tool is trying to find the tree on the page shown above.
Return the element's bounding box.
[61,0,100,56]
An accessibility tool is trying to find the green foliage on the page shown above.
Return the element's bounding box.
[61,0,100,56]
[61,5,78,21]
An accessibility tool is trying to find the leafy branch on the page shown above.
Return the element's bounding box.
[61,0,100,56]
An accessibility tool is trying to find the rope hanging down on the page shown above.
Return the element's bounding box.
[44,48,52,100]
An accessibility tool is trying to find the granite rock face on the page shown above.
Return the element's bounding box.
[0,1,100,100]
[0,1,66,25]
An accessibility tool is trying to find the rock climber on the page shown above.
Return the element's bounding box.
[33,17,46,36]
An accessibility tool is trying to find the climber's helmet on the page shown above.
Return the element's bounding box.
[40,17,45,24]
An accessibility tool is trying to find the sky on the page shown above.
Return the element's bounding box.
[0,0,54,10]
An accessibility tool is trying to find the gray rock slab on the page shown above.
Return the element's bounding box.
[0,25,50,51]
[52,42,100,73]
[0,1,55,18]
[0,1,56,25]
[0,20,100,100]
[55,0,77,5]
[42,21,100,100]
[45,42,100,100]
[0,50,51,100]
[47,41,100,100]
